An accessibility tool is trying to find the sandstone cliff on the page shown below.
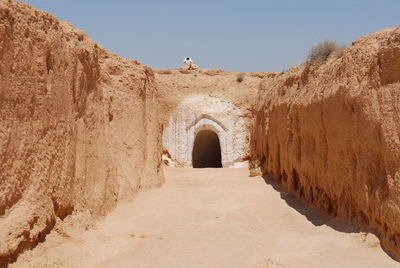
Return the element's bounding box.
[0,1,163,264]
[251,27,400,260]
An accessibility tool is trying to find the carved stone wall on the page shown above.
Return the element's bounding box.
[163,95,246,167]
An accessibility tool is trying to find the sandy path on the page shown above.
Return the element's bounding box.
[13,167,399,267]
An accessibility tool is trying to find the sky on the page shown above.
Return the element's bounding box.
[22,0,400,72]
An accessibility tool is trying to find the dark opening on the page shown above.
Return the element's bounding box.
[192,130,222,168]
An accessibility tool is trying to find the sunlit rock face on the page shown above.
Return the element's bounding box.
[163,96,246,167]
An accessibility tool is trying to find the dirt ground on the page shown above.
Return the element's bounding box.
[12,167,399,268]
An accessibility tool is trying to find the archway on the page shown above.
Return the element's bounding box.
[163,96,247,167]
[192,130,222,168]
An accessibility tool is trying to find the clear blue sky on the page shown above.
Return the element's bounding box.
[22,0,400,72]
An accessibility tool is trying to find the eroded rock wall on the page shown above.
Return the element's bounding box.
[0,1,163,264]
[251,27,400,260]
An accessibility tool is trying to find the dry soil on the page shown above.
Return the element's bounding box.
[12,167,398,268]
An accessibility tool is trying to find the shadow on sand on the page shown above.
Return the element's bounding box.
[261,174,363,234]
[261,174,399,261]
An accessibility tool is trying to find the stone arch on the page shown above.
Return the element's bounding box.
[187,114,228,132]
[192,129,222,168]
[188,119,228,166]
[193,122,221,137]
[163,95,246,167]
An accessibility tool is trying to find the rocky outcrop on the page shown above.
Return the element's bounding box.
[0,1,163,265]
[251,27,400,260]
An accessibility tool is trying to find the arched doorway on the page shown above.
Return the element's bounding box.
[192,130,222,168]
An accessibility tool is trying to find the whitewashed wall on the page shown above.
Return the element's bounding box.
[163,95,247,167]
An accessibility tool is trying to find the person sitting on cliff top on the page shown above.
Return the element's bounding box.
[181,57,198,70]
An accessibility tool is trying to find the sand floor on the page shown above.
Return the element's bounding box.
[12,167,399,267]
